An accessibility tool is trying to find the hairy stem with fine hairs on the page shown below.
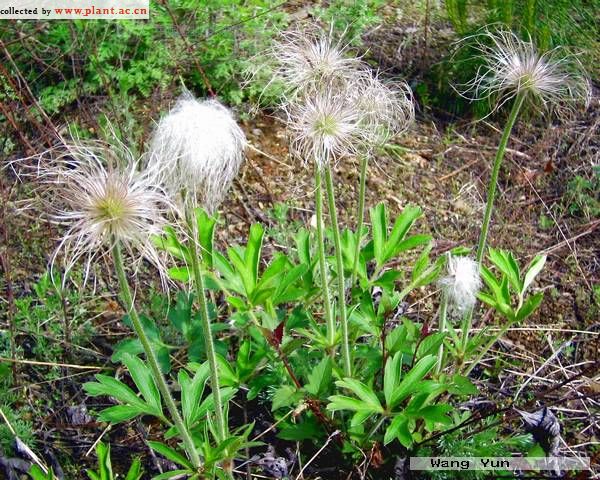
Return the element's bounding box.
[436,292,448,374]
[476,92,526,264]
[351,154,368,286]
[314,167,336,350]
[112,241,201,470]
[462,92,526,360]
[324,165,352,377]
[186,209,227,444]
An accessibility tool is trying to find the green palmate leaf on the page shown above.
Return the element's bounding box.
[385,325,409,355]
[393,234,431,255]
[389,355,437,409]
[97,405,144,423]
[305,357,332,397]
[278,417,323,441]
[418,404,453,425]
[405,392,430,414]
[477,291,497,309]
[271,385,301,411]
[500,276,511,306]
[197,387,237,419]
[29,466,56,480]
[195,208,216,268]
[516,292,544,321]
[384,352,402,407]
[154,226,189,261]
[245,223,264,287]
[255,254,288,290]
[383,205,422,260]
[179,369,208,427]
[488,248,522,292]
[96,442,111,480]
[370,203,388,266]
[84,375,146,410]
[334,378,383,413]
[327,395,379,414]
[449,374,479,395]
[416,332,445,359]
[167,266,191,282]
[152,470,191,480]
[216,355,239,386]
[227,247,252,294]
[384,414,411,446]
[480,265,502,298]
[124,458,143,480]
[213,251,245,294]
[522,255,546,294]
[122,354,162,416]
[411,243,432,282]
[273,263,309,304]
[147,441,193,469]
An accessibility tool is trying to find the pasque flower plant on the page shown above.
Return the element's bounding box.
[148,91,246,453]
[32,140,202,470]
[277,25,414,377]
[459,28,591,263]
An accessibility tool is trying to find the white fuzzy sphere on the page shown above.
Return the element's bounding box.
[439,255,482,316]
[148,92,246,211]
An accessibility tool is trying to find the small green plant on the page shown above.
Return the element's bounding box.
[86,442,143,480]
[565,166,600,221]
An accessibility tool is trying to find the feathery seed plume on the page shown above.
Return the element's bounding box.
[285,84,370,169]
[270,25,362,97]
[460,28,591,118]
[148,92,246,211]
[30,141,172,286]
[439,255,482,316]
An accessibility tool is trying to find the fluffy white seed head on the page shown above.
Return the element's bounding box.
[148,92,246,212]
[275,26,416,166]
[269,25,363,98]
[285,85,372,169]
[29,141,173,286]
[439,255,482,316]
[351,71,415,147]
[460,28,591,118]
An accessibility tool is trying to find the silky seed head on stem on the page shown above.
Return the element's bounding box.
[30,141,173,286]
[459,28,591,118]
[352,71,415,148]
[439,255,482,316]
[148,92,246,212]
[285,85,370,169]
[269,25,363,97]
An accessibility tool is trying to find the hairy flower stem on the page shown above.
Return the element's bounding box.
[112,241,201,470]
[351,154,368,286]
[464,320,515,376]
[476,92,526,264]
[186,211,227,444]
[461,93,525,361]
[324,165,352,377]
[314,168,336,351]
[436,293,448,375]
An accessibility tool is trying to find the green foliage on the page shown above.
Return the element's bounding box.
[312,0,385,42]
[0,0,288,143]
[84,353,165,423]
[0,405,35,455]
[86,442,143,480]
[478,249,546,322]
[565,166,600,221]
